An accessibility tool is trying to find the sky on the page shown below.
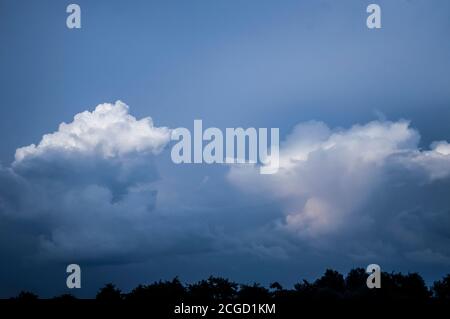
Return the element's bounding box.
[1,0,450,297]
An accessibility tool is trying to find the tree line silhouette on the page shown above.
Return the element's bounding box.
[8,268,450,304]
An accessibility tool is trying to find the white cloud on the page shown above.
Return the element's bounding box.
[0,101,205,262]
[408,141,450,180]
[228,120,450,262]
[14,101,171,162]
[2,107,450,271]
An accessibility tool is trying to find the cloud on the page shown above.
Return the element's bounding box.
[2,106,450,291]
[10,101,171,205]
[14,100,170,162]
[228,120,450,263]
[0,101,216,263]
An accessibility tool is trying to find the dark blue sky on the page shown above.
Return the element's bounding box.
[1,0,450,297]
[2,0,450,163]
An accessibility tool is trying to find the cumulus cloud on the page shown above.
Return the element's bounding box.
[2,105,450,279]
[15,100,170,162]
[0,101,214,263]
[9,101,171,205]
[228,120,450,263]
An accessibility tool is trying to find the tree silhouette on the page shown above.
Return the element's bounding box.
[237,283,271,302]
[345,268,367,291]
[5,268,450,308]
[345,267,374,300]
[310,269,346,300]
[13,291,39,301]
[270,281,283,291]
[432,274,450,300]
[126,277,185,303]
[315,269,346,292]
[188,276,238,302]
[378,272,430,302]
[96,283,122,301]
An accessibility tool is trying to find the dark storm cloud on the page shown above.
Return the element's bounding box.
[1,102,450,297]
[0,101,216,265]
[228,120,450,267]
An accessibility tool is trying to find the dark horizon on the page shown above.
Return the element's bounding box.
[8,268,450,301]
